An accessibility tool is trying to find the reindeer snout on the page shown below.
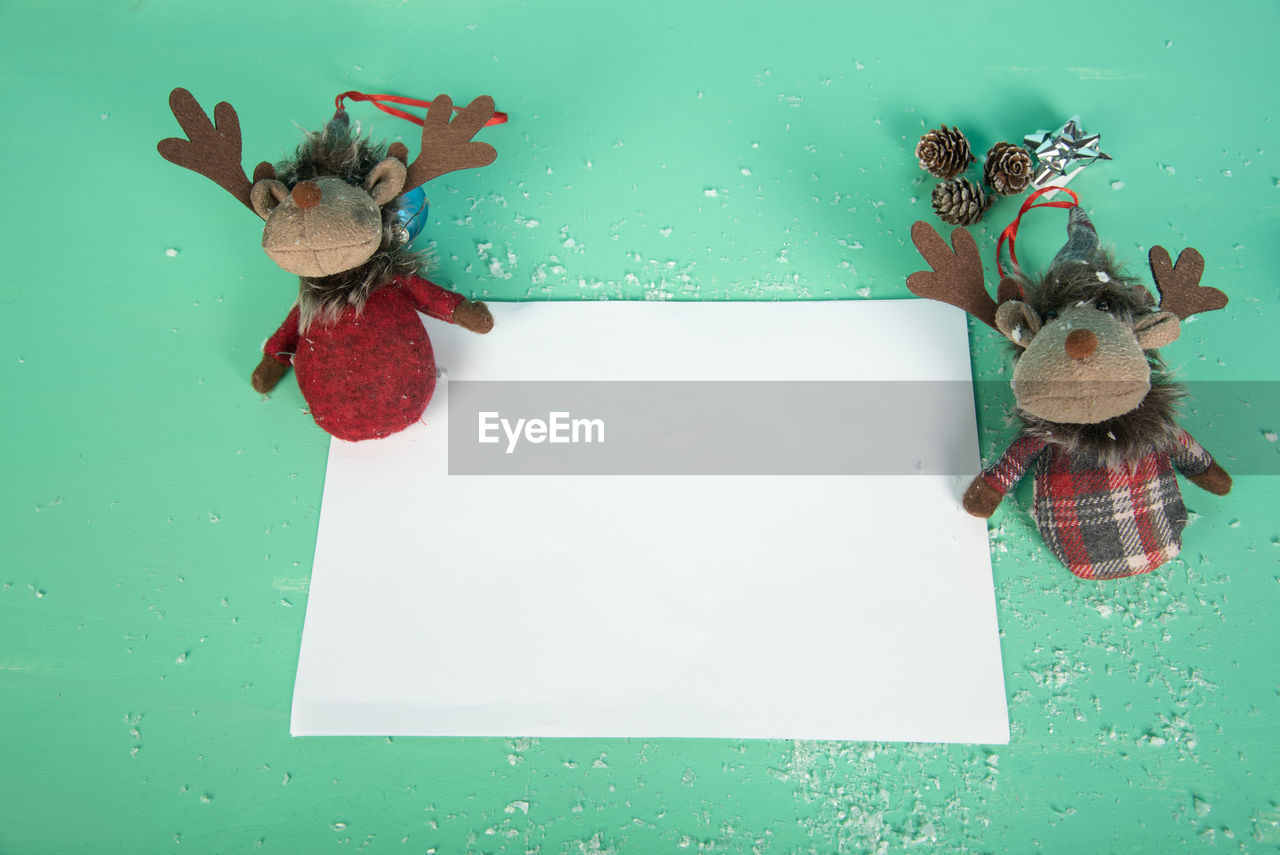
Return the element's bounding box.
[291,181,322,210]
[1065,329,1098,360]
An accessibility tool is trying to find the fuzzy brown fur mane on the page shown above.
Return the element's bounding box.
[1018,251,1155,322]
[1009,255,1182,467]
[275,117,426,331]
[1018,372,1183,467]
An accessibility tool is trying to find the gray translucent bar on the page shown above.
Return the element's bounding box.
[447,380,1279,476]
[448,380,969,475]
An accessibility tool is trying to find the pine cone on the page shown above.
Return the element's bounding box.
[932,178,991,226]
[983,142,1033,196]
[915,125,975,179]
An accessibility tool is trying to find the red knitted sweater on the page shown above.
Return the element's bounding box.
[263,275,465,442]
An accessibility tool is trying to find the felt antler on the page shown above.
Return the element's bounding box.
[388,94,498,192]
[1148,247,1228,319]
[906,221,999,329]
[158,88,275,211]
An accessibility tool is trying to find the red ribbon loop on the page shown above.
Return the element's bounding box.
[996,186,1080,279]
[334,91,509,127]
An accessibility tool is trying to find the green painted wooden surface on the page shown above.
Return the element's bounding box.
[2,0,1278,851]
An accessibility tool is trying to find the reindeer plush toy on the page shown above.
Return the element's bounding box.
[908,195,1232,579]
[158,88,499,441]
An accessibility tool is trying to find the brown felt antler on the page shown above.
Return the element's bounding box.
[906,221,999,329]
[1148,247,1227,320]
[157,88,275,211]
[387,94,498,193]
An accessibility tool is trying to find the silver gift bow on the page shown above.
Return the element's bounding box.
[1024,117,1112,190]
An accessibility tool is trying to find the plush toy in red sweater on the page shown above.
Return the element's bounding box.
[158,88,499,441]
[907,191,1232,579]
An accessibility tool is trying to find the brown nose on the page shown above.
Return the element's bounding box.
[1065,329,1098,360]
[291,181,322,210]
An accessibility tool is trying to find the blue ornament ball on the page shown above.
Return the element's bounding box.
[395,186,429,244]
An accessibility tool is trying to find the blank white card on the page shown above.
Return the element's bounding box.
[291,300,1008,743]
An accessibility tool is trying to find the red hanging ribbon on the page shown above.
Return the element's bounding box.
[334,91,508,127]
[996,186,1080,279]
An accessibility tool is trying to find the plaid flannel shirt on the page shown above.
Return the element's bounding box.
[980,429,1214,580]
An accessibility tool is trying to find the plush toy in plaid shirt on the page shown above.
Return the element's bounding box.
[907,191,1232,580]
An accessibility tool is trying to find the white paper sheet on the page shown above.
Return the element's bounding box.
[291,301,1009,743]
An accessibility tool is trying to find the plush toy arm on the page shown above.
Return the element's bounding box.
[452,299,494,334]
[1187,460,1232,496]
[399,276,493,333]
[963,434,1048,518]
[252,306,300,393]
[1170,430,1232,495]
[962,477,1004,518]
[252,356,289,393]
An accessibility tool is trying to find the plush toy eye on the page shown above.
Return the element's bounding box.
[1043,309,1059,321]
[1095,298,1111,312]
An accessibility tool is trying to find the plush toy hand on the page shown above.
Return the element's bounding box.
[252,355,290,393]
[453,299,494,334]
[1188,460,1232,496]
[962,476,1003,518]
